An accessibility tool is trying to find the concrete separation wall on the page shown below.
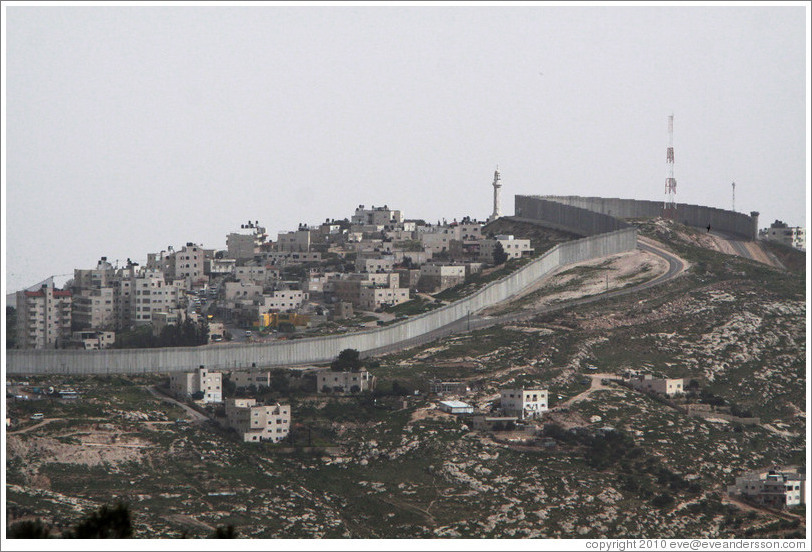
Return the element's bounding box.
[7,227,637,375]
[532,195,759,241]
[514,195,631,236]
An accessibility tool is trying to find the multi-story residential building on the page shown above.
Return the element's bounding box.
[627,374,684,397]
[419,228,456,254]
[728,469,806,508]
[174,243,206,286]
[70,330,116,350]
[277,229,311,252]
[225,398,290,443]
[359,285,409,311]
[356,256,395,273]
[204,257,236,276]
[317,368,375,393]
[226,221,268,261]
[479,235,533,263]
[229,371,272,390]
[328,273,408,311]
[15,283,73,349]
[71,287,115,330]
[417,264,466,292]
[261,251,322,265]
[224,281,264,302]
[261,290,305,312]
[73,257,116,289]
[169,366,223,403]
[500,388,548,420]
[351,205,403,226]
[760,220,806,251]
[234,264,280,285]
[132,268,179,325]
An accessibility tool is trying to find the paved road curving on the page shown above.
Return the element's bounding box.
[365,239,687,358]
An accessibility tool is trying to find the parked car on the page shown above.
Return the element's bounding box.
[30,413,44,420]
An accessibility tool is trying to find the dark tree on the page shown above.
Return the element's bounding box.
[331,349,363,372]
[211,525,237,538]
[493,242,508,265]
[66,502,133,539]
[8,519,50,538]
[270,369,290,394]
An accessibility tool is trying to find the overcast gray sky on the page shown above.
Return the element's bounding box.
[3,4,808,293]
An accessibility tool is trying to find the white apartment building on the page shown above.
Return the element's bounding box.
[205,257,236,276]
[262,251,322,265]
[317,369,375,393]
[351,205,403,226]
[235,265,280,285]
[227,221,267,261]
[761,220,805,251]
[500,388,548,420]
[169,366,223,403]
[72,287,115,330]
[224,281,264,302]
[261,290,305,312]
[419,229,455,254]
[480,235,533,263]
[418,264,466,292]
[359,286,409,311]
[132,268,179,325]
[15,283,73,349]
[225,398,290,443]
[230,371,272,389]
[628,374,684,397]
[73,257,116,289]
[356,256,395,273]
[728,469,805,508]
[174,243,206,286]
[277,229,311,252]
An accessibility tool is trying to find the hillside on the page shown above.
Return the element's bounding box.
[5,218,805,539]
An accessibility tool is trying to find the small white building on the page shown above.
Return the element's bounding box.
[169,365,223,403]
[317,369,375,394]
[627,374,684,397]
[438,400,474,415]
[500,388,548,420]
[225,398,290,443]
[479,235,533,263]
[728,468,805,508]
[229,370,272,390]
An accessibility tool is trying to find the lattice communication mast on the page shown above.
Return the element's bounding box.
[664,114,677,218]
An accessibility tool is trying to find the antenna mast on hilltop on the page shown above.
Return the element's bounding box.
[664,114,677,218]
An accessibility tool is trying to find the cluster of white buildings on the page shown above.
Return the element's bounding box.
[15,170,533,349]
[435,385,550,427]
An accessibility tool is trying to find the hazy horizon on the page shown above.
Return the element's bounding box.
[4,4,808,294]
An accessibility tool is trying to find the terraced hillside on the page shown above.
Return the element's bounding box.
[5,219,805,539]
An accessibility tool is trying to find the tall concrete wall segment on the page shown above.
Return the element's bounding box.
[7,228,637,375]
[514,195,632,236]
[533,195,758,241]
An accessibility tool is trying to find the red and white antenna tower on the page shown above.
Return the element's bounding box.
[664,114,677,218]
